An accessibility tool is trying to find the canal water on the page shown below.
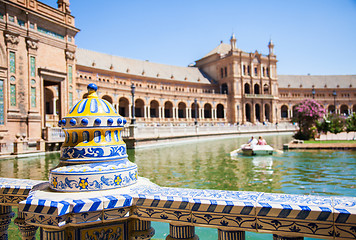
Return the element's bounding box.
[2,133,356,239]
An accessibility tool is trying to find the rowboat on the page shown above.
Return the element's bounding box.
[230,144,274,156]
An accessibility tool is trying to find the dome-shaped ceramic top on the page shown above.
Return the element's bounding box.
[49,83,137,192]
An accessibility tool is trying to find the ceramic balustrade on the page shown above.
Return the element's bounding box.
[0,177,355,240]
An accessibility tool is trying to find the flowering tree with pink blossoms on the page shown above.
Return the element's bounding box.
[292,99,326,140]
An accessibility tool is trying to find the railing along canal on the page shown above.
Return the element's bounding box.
[122,122,298,139]
[0,178,354,239]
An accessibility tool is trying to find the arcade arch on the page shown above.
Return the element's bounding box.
[191,102,199,119]
[340,104,348,115]
[281,105,288,119]
[204,103,212,118]
[264,104,271,122]
[245,103,251,122]
[255,104,261,122]
[164,101,173,118]
[150,100,159,118]
[178,102,186,118]
[102,95,113,104]
[135,99,145,117]
[217,104,224,118]
[119,97,129,117]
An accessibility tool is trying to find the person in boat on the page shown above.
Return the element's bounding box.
[257,136,267,145]
[247,136,258,146]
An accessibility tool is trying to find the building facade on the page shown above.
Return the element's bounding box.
[0,0,355,152]
[0,0,79,151]
[75,36,279,127]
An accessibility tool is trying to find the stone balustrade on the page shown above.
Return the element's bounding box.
[124,122,298,139]
[0,177,354,240]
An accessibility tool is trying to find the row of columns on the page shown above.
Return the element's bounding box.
[244,103,272,124]
[114,104,226,120]
[284,108,355,119]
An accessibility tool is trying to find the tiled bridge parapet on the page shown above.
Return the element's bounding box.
[0,177,355,240]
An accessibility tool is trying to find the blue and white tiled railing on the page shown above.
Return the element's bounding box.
[0,177,355,239]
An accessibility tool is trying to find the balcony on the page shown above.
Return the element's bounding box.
[244,93,275,99]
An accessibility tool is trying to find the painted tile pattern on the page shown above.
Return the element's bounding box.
[0,178,45,205]
[8,177,354,239]
[49,83,137,192]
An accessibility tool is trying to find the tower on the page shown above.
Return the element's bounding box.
[268,39,275,56]
[57,0,71,13]
[230,33,237,51]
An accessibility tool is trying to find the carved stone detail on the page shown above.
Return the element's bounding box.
[4,32,19,49]
[130,220,155,240]
[14,217,38,240]
[26,38,38,50]
[218,229,245,240]
[66,50,75,60]
[166,224,199,240]
[0,206,14,240]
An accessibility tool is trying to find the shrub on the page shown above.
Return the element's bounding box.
[346,113,356,132]
[317,114,345,134]
[292,99,326,140]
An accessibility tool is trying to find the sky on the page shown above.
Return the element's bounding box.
[42,0,356,75]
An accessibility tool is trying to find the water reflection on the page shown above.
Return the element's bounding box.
[0,153,60,180]
[0,133,354,197]
[133,134,292,193]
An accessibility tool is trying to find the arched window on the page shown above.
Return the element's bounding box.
[135,99,145,117]
[328,105,335,114]
[119,97,129,117]
[254,84,260,94]
[281,105,288,118]
[204,103,212,118]
[217,104,224,118]
[244,83,250,94]
[221,83,228,94]
[164,101,173,118]
[263,84,269,94]
[178,102,186,118]
[340,104,348,116]
[102,95,113,104]
[150,100,159,118]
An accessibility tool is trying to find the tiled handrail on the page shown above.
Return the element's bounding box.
[0,177,355,239]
